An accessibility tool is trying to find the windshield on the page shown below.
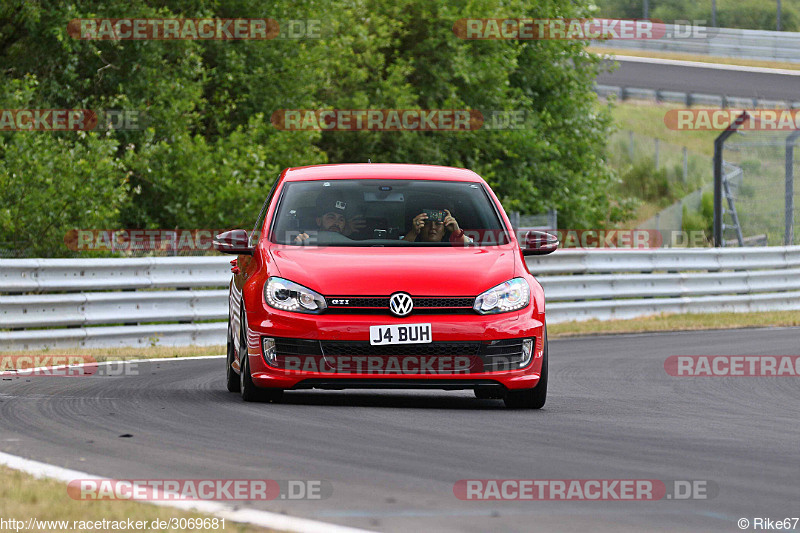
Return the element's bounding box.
[269,179,511,247]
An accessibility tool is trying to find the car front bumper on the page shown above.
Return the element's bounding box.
[245,310,545,390]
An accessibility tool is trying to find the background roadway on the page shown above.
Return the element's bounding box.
[598,57,800,101]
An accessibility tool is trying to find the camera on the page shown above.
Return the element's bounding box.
[423,209,447,223]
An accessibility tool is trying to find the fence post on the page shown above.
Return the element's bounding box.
[547,208,558,230]
[786,131,799,245]
[682,147,688,183]
[713,112,749,247]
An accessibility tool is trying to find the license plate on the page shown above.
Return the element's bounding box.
[369,323,432,346]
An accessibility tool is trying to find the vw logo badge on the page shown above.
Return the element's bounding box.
[389,292,413,317]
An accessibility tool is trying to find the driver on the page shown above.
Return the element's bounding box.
[294,197,348,244]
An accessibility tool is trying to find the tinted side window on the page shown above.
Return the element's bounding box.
[249,175,280,247]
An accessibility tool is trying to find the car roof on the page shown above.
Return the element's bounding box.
[282,163,484,183]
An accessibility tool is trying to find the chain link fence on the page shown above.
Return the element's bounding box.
[717,129,800,246]
[607,130,715,245]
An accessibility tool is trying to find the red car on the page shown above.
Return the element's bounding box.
[214,164,558,408]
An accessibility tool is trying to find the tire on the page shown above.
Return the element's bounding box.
[503,326,548,410]
[239,307,283,403]
[226,320,240,393]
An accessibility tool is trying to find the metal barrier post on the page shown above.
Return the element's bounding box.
[787,131,800,245]
[713,112,749,247]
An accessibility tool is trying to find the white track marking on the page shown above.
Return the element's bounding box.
[0,450,371,533]
[2,355,373,531]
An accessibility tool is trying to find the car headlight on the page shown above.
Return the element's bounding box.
[264,277,327,314]
[473,278,530,315]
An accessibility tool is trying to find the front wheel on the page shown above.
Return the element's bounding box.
[226,321,240,393]
[503,327,548,409]
[239,308,283,403]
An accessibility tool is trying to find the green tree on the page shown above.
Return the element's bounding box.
[1,0,627,257]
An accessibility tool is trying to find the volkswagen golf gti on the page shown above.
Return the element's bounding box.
[213,163,558,408]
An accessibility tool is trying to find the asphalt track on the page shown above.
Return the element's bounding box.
[2,327,799,532]
[597,57,800,101]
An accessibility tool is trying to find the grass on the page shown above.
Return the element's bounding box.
[0,465,272,533]
[604,101,719,229]
[549,310,800,338]
[589,45,800,71]
[0,345,225,362]
[624,201,663,229]
[608,101,720,158]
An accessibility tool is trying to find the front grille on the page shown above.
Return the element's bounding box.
[415,297,474,308]
[320,341,481,357]
[267,337,534,374]
[325,295,474,314]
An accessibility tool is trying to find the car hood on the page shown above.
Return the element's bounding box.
[270,247,517,296]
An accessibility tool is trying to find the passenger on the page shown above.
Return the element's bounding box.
[402,209,471,243]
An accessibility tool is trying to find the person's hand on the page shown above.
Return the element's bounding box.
[401,213,428,242]
[410,212,428,236]
[345,214,366,236]
[443,210,460,234]
[293,232,310,244]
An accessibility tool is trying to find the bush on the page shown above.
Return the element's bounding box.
[620,160,673,205]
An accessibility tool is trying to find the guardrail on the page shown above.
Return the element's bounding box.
[0,257,231,351]
[2,248,799,350]
[594,25,800,63]
[527,247,800,323]
[596,84,800,110]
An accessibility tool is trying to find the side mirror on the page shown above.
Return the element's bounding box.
[521,230,559,256]
[213,229,254,255]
